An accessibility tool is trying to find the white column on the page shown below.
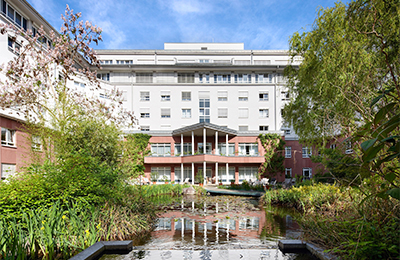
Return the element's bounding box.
[181,163,184,184]
[203,161,206,184]
[181,218,184,239]
[203,128,206,154]
[216,222,219,244]
[192,131,194,155]
[226,134,228,156]
[215,162,218,184]
[191,162,194,185]
[215,131,218,155]
[226,162,229,184]
[181,134,183,156]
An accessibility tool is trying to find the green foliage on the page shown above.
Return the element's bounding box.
[195,170,203,184]
[119,133,151,178]
[258,133,285,177]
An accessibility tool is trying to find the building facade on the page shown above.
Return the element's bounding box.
[0,0,320,182]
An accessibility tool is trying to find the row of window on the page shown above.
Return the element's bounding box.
[285,168,312,178]
[1,0,27,30]
[97,72,286,84]
[1,128,42,150]
[140,125,268,132]
[139,91,290,102]
[284,146,312,158]
[150,143,259,157]
[140,108,270,119]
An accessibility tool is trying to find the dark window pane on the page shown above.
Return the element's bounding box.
[7,5,14,20]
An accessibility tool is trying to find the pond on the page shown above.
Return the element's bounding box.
[100,195,318,260]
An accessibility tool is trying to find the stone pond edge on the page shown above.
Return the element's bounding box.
[278,240,338,260]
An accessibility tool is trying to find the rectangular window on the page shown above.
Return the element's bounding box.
[199,94,210,123]
[174,167,192,182]
[238,143,258,156]
[330,144,336,149]
[285,147,292,158]
[182,109,191,118]
[100,60,113,64]
[218,166,235,182]
[7,4,14,20]
[151,143,171,157]
[175,143,192,156]
[1,128,15,146]
[303,168,312,178]
[161,91,171,101]
[74,81,86,88]
[238,91,248,101]
[302,147,312,158]
[32,135,42,151]
[283,129,291,135]
[199,73,210,83]
[217,143,235,156]
[178,73,194,83]
[281,91,290,101]
[140,91,150,101]
[136,73,153,83]
[285,168,292,178]
[345,141,353,154]
[182,91,191,101]
[218,108,228,118]
[1,163,16,180]
[116,60,132,64]
[259,125,269,131]
[239,126,248,131]
[259,92,269,101]
[255,73,272,83]
[7,36,20,54]
[214,73,231,83]
[218,91,228,101]
[151,167,171,182]
[197,143,212,154]
[199,59,210,63]
[141,126,150,131]
[97,73,110,81]
[238,108,248,118]
[234,74,251,83]
[140,112,150,118]
[157,72,175,83]
[238,167,258,183]
[1,0,6,14]
[259,109,269,118]
[161,108,171,118]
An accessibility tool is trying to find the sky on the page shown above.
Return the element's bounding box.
[27,0,340,50]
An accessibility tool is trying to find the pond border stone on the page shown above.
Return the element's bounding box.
[69,241,133,260]
[278,240,337,260]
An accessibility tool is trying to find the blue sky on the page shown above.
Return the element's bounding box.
[28,0,340,50]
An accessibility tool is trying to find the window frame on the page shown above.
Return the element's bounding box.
[161,108,171,118]
[181,108,191,118]
[302,147,312,158]
[259,109,269,118]
[140,91,150,101]
[1,128,15,147]
[181,91,191,101]
[285,147,292,158]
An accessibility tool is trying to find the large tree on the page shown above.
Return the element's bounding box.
[283,0,399,145]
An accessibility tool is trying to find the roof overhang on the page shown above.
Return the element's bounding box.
[172,122,237,137]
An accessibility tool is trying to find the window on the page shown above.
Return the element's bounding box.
[345,141,353,154]
[281,91,290,101]
[218,91,228,101]
[239,126,248,131]
[259,92,269,101]
[1,128,15,146]
[218,166,235,182]
[161,92,171,101]
[175,143,192,156]
[238,143,258,156]
[7,36,21,55]
[199,73,210,83]
[161,108,171,118]
[199,94,210,123]
[178,73,194,83]
[198,143,212,154]
[136,73,153,83]
[330,144,336,149]
[151,143,171,157]
[238,91,248,101]
[140,91,150,101]
[74,81,85,88]
[1,163,16,180]
[151,167,171,182]
[285,147,292,158]
[218,108,228,118]
[214,73,231,83]
[140,112,150,118]
[238,108,248,119]
[238,167,258,183]
[234,74,251,83]
[174,167,192,182]
[99,90,109,99]
[156,73,175,83]
[97,73,110,81]
[182,91,191,101]
[302,147,312,158]
[259,109,269,118]
[100,60,113,64]
[259,125,269,131]
[217,143,235,156]
[285,168,292,178]
[32,135,42,151]
[2,1,27,30]
[182,109,191,118]
[199,59,209,63]
[141,126,150,131]
[303,168,312,179]
[255,73,272,83]
[116,60,132,64]
[284,129,291,135]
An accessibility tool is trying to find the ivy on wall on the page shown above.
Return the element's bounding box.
[119,133,151,178]
[258,133,285,178]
